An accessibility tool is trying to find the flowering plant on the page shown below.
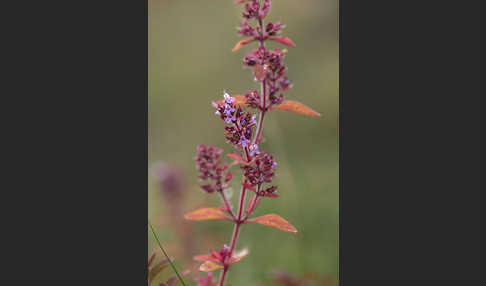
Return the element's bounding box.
[184,1,320,285]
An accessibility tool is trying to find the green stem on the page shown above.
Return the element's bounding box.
[148,221,187,286]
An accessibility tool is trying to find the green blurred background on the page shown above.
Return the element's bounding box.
[148,0,338,285]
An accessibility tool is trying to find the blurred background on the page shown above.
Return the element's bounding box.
[148,0,338,285]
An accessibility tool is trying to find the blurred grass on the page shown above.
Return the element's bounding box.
[149,0,338,285]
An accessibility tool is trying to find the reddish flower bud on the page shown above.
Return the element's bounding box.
[237,21,257,37]
[195,144,230,194]
[241,152,277,187]
[245,89,261,109]
[225,172,233,183]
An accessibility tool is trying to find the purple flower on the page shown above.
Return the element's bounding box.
[224,92,235,104]
[238,136,250,147]
[225,116,234,124]
[251,114,257,124]
[249,143,260,156]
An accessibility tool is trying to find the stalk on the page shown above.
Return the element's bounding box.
[218,15,268,286]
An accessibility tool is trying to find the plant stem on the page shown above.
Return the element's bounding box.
[148,221,187,286]
[218,149,250,286]
[218,15,269,286]
[220,191,236,220]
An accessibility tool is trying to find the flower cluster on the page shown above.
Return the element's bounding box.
[242,0,270,20]
[265,21,283,36]
[235,0,293,113]
[241,152,278,197]
[243,47,290,109]
[214,93,257,149]
[151,162,184,201]
[237,21,256,37]
[195,144,232,194]
[244,89,260,109]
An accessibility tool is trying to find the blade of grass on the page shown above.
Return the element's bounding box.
[148,221,187,286]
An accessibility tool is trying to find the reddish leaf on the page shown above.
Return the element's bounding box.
[227,153,244,161]
[214,95,247,107]
[234,0,248,4]
[218,205,230,212]
[199,261,224,272]
[227,152,252,166]
[193,254,220,263]
[184,208,231,221]
[272,100,321,117]
[253,64,269,81]
[247,214,298,233]
[232,38,256,52]
[148,252,156,268]
[264,192,280,198]
[211,250,223,261]
[228,248,249,264]
[269,37,296,47]
[149,261,170,282]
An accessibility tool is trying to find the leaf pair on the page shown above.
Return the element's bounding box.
[185,208,297,233]
[195,248,250,272]
[232,37,296,52]
[214,95,321,117]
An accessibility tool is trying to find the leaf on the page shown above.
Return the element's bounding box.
[227,153,261,167]
[149,261,170,282]
[228,248,249,264]
[199,261,224,272]
[264,192,280,198]
[247,214,298,233]
[253,64,269,81]
[193,254,220,263]
[167,270,190,286]
[232,38,256,52]
[234,0,248,4]
[273,100,321,117]
[269,37,296,47]
[184,208,231,221]
[148,252,156,268]
[227,153,247,166]
[214,95,247,107]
